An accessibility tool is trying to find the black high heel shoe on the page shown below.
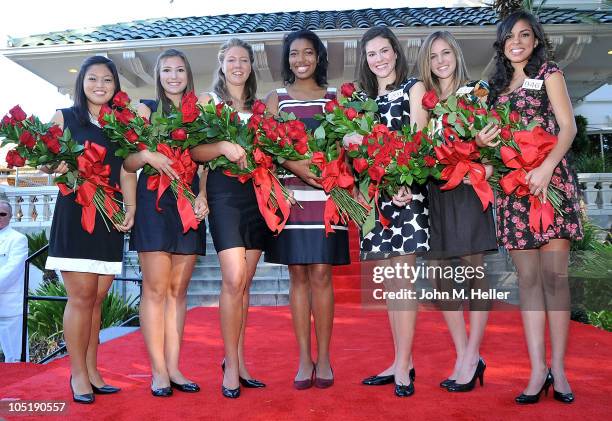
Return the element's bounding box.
[440,378,456,389]
[170,380,200,393]
[447,358,486,392]
[222,360,266,388]
[91,383,121,394]
[552,375,574,403]
[362,368,415,385]
[515,369,554,404]
[70,376,94,404]
[394,382,415,397]
[222,384,241,399]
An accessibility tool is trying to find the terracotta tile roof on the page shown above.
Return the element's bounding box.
[9,7,612,48]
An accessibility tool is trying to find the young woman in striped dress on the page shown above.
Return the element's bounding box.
[264,29,350,390]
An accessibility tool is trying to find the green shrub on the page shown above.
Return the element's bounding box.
[24,231,59,283]
[573,153,610,173]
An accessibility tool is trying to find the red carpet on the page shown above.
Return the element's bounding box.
[1,304,611,421]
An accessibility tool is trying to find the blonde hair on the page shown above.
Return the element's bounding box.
[417,31,469,97]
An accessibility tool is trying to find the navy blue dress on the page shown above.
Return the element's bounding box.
[46,107,124,274]
[129,100,206,255]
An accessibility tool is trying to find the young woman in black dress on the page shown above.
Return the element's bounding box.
[417,31,498,392]
[482,11,583,404]
[344,26,429,397]
[190,38,268,399]
[121,49,208,397]
[264,30,350,390]
[44,56,128,403]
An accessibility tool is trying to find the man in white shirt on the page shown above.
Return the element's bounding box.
[0,200,29,362]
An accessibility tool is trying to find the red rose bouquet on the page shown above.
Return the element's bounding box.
[250,100,370,234]
[192,99,293,234]
[101,92,200,233]
[1,106,125,233]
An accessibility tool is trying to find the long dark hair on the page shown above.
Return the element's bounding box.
[72,56,121,125]
[281,29,328,87]
[154,49,195,114]
[357,26,410,98]
[212,38,258,110]
[488,11,548,105]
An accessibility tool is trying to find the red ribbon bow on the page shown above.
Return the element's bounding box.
[223,148,290,234]
[58,141,120,234]
[146,143,199,233]
[498,127,558,233]
[434,140,493,210]
[320,149,354,235]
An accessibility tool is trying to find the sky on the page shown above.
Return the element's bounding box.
[0,0,480,121]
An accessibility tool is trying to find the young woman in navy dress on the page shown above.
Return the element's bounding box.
[417,31,498,392]
[121,49,208,397]
[344,26,429,397]
[191,38,268,399]
[482,11,583,404]
[44,56,127,403]
[264,30,350,390]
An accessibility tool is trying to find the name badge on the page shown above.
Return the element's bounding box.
[387,89,404,102]
[522,78,543,90]
[456,86,474,95]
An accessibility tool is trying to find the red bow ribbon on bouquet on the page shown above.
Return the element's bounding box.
[58,141,120,234]
[320,149,354,235]
[224,148,290,234]
[498,127,558,233]
[146,143,199,233]
[434,140,493,210]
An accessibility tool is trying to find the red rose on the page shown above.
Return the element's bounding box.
[44,136,61,154]
[467,105,475,112]
[112,91,130,108]
[397,152,410,167]
[115,108,135,125]
[352,157,369,173]
[19,130,36,149]
[47,125,63,138]
[422,90,439,110]
[2,115,14,126]
[509,110,521,124]
[252,100,266,115]
[457,99,467,110]
[6,149,26,168]
[98,104,112,127]
[181,91,200,123]
[500,126,512,140]
[368,165,385,182]
[215,103,225,117]
[137,143,148,151]
[424,155,436,167]
[295,140,308,155]
[324,99,340,113]
[489,109,500,120]
[347,143,360,153]
[475,108,487,115]
[340,82,356,98]
[371,123,390,135]
[467,115,475,123]
[9,105,27,122]
[344,107,358,120]
[124,129,139,143]
[413,130,426,146]
[442,114,450,127]
[170,128,187,141]
[311,151,326,169]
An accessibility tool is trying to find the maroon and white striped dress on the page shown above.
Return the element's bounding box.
[264,87,350,265]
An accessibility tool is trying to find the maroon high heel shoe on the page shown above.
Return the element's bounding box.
[293,364,315,390]
[314,366,334,389]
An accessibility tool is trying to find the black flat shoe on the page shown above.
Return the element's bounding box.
[70,377,94,404]
[394,382,415,397]
[222,360,265,388]
[91,383,121,394]
[239,377,266,388]
[170,380,200,393]
[222,385,241,399]
[447,358,486,392]
[515,369,553,404]
[151,383,173,397]
[440,378,456,389]
[553,389,574,403]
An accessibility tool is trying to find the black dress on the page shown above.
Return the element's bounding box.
[428,81,497,259]
[129,100,206,255]
[45,108,124,274]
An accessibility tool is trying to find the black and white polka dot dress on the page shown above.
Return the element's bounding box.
[360,78,429,260]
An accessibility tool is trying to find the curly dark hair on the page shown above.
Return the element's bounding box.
[488,11,549,105]
[281,29,328,87]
